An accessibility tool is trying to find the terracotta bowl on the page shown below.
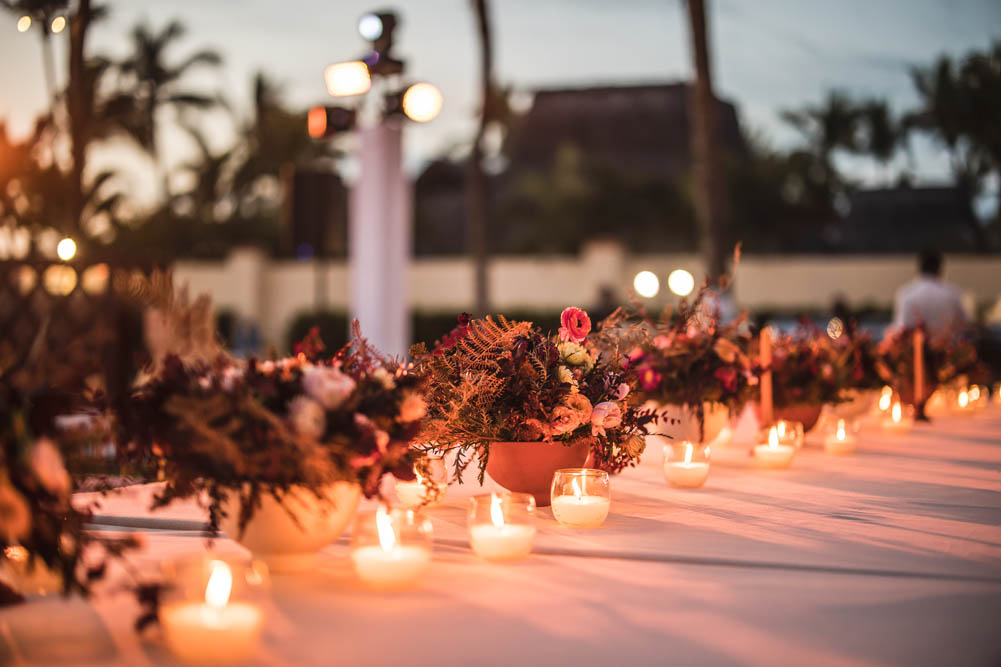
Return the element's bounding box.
[486,441,589,507]
[773,404,824,432]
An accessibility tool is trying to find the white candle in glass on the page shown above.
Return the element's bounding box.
[754,426,796,468]
[551,476,610,529]
[664,442,710,488]
[877,386,893,413]
[351,506,431,588]
[823,419,856,455]
[161,560,263,664]
[469,495,535,561]
[882,401,913,433]
[953,388,976,414]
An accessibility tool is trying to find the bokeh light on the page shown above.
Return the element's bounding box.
[307,107,328,139]
[827,317,844,339]
[43,265,77,296]
[50,16,66,33]
[324,61,371,97]
[56,237,76,261]
[667,269,695,296]
[17,15,31,32]
[358,13,384,40]
[633,270,660,298]
[402,83,443,123]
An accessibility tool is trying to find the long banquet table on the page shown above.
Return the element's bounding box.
[3,410,1001,666]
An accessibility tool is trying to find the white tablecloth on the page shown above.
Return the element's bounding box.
[3,411,1000,666]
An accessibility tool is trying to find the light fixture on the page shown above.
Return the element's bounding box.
[17,15,31,32]
[667,269,695,297]
[324,61,371,97]
[50,16,66,33]
[401,82,443,123]
[358,13,384,41]
[633,271,660,298]
[56,237,76,261]
[307,106,357,139]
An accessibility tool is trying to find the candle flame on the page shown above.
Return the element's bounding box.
[376,505,396,552]
[571,476,582,500]
[958,389,969,409]
[969,386,980,402]
[768,426,779,449]
[776,421,787,438]
[878,387,892,411]
[490,494,505,527]
[204,560,232,609]
[836,419,846,441]
[891,401,902,423]
[684,443,693,464]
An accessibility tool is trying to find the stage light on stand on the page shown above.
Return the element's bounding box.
[50,16,66,33]
[324,61,371,97]
[400,83,443,122]
[308,106,357,139]
[17,15,31,32]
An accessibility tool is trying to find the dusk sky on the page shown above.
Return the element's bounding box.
[1,0,999,208]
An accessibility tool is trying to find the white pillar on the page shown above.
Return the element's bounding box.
[349,120,411,357]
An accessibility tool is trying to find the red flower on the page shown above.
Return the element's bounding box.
[638,365,662,392]
[559,307,591,344]
[714,366,738,392]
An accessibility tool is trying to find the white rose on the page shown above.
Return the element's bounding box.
[372,367,396,390]
[303,366,357,409]
[289,396,326,440]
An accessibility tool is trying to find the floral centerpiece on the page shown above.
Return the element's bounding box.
[411,308,653,504]
[875,326,982,403]
[0,345,138,604]
[620,284,758,443]
[764,325,852,430]
[116,276,424,569]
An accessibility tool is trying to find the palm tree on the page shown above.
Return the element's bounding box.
[685,0,728,281]
[907,45,1001,245]
[468,0,494,315]
[112,19,222,197]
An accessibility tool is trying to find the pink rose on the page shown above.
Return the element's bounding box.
[549,394,593,436]
[558,307,592,344]
[615,383,631,400]
[289,396,326,440]
[591,401,622,437]
[652,334,672,350]
[303,366,356,409]
[399,393,427,422]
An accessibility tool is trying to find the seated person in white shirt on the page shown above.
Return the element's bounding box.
[893,250,969,341]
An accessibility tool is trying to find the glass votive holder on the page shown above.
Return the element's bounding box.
[952,386,977,414]
[550,468,610,529]
[754,425,797,468]
[993,382,1001,407]
[773,419,805,448]
[394,454,448,509]
[467,493,536,561]
[159,555,270,664]
[663,441,710,488]
[881,401,915,433]
[822,418,858,455]
[0,546,63,596]
[350,506,432,589]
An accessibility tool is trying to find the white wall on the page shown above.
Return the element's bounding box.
[172,245,1001,351]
